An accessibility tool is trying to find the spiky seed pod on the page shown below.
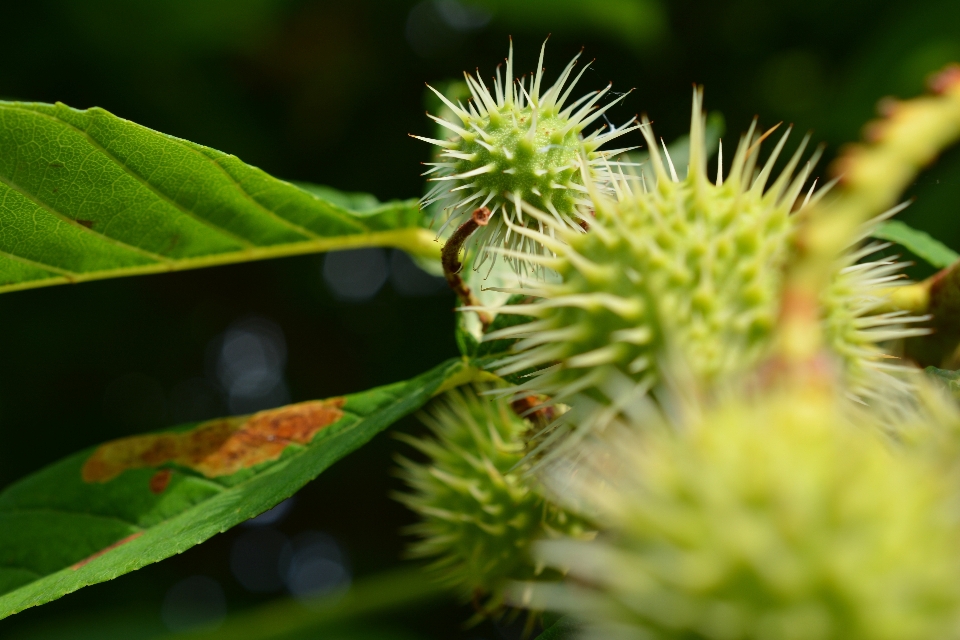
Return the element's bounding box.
[394,386,590,609]
[484,89,925,452]
[513,388,960,640]
[414,39,638,273]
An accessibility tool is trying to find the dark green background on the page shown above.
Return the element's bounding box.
[0,0,957,637]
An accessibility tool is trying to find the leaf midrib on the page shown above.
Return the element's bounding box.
[0,226,437,294]
[0,246,74,278]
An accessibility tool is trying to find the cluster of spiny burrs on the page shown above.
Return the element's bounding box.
[478,89,925,459]
[400,59,960,635]
[413,39,638,274]
[393,386,590,614]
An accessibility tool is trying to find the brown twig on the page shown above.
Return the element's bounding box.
[442,207,493,329]
[511,394,557,434]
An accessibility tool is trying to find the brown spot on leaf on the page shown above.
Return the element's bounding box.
[82,399,346,483]
[149,469,173,494]
[48,162,64,168]
[74,219,95,229]
[71,532,144,570]
[164,234,181,253]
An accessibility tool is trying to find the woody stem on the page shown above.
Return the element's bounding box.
[441,207,493,330]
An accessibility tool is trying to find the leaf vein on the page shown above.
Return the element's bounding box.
[0,247,77,279]
[0,173,170,267]
[165,141,348,240]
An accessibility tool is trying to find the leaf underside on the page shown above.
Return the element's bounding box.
[0,101,436,295]
[872,219,960,269]
[0,358,473,620]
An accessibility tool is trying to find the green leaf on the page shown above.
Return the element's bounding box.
[0,358,479,619]
[872,220,959,269]
[0,101,438,294]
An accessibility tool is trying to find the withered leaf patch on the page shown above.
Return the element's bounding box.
[82,399,346,483]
